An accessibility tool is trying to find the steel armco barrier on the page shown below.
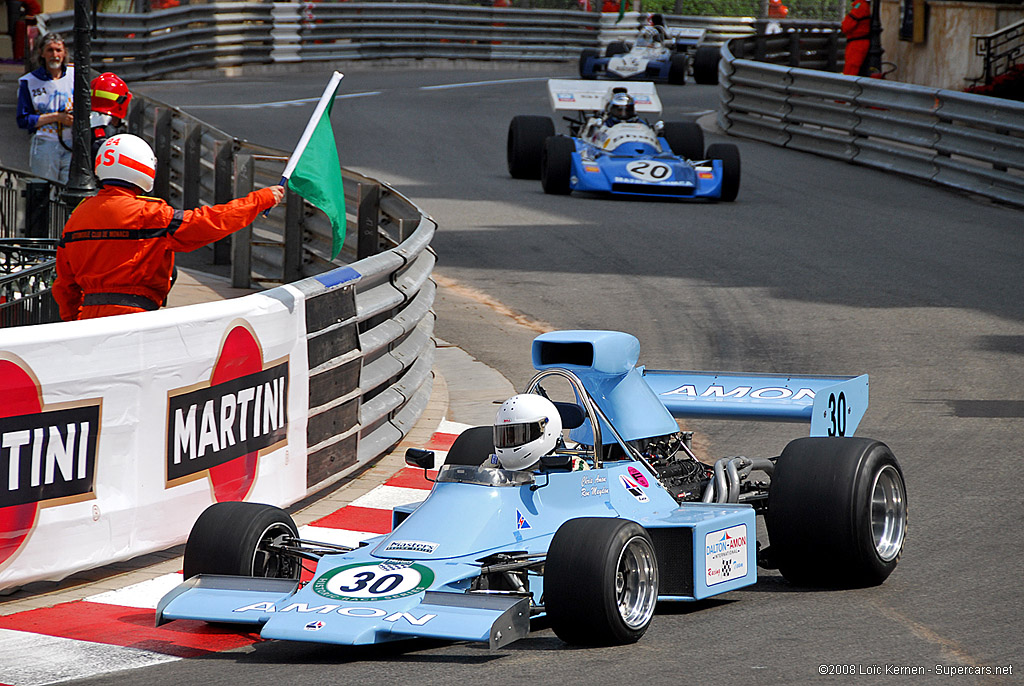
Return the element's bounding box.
[718,35,1024,207]
[39,2,601,80]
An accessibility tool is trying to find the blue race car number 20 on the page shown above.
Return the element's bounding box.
[626,160,672,182]
[313,562,435,602]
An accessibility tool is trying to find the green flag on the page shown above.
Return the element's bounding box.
[285,72,347,260]
[616,0,627,23]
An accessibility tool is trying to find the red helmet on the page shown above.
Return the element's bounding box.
[90,72,132,120]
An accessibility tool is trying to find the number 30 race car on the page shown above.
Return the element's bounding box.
[507,80,740,201]
[157,330,907,649]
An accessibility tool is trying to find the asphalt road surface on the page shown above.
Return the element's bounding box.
[56,63,1024,685]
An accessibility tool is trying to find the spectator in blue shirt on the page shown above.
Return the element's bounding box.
[16,33,75,184]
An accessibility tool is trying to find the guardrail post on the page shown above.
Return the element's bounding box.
[754,19,768,60]
[283,187,305,283]
[231,154,254,289]
[789,31,800,67]
[127,101,145,137]
[213,141,235,265]
[826,31,839,72]
[153,109,173,202]
[357,181,381,261]
[182,123,202,210]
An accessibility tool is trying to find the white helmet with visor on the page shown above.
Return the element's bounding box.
[492,394,562,471]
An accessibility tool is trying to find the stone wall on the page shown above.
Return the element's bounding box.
[880,0,1024,89]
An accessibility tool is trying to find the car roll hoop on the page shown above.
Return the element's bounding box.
[525,367,659,476]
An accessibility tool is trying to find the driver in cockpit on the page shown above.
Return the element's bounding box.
[603,92,639,126]
[492,394,592,471]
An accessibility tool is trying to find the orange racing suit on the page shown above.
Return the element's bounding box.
[841,0,872,76]
[53,185,278,321]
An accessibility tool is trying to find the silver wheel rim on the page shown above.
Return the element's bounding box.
[870,465,907,562]
[615,535,659,630]
[251,522,299,579]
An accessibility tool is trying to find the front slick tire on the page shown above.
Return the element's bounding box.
[545,518,659,645]
[766,437,907,588]
[541,135,574,195]
[507,115,555,179]
[706,142,740,201]
[182,501,301,581]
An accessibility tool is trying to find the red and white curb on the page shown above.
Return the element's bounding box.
[0,421,469,686]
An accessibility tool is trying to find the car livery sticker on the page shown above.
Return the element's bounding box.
[382,540,438,555]
[619,474,649,502]
[705,524,748,586]
[627,466,649,487]
[232,601,436,626]
[312,560,434,602]
[580,473,609,497]
[516,509,532,530]
[625,160,673,182]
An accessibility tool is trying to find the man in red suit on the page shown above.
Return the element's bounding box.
[841,0,872,76]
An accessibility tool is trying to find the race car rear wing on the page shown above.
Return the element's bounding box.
[667,26,706,47]
[548,79,662,115]
[641,369,869,437]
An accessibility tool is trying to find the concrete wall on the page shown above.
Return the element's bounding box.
[880,0,1024,89]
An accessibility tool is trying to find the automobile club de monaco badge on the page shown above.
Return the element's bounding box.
[0,353,102,570]
[165,321,288,501]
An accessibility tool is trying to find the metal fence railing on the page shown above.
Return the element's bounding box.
[0,238,60,328]
[0,169,71,241]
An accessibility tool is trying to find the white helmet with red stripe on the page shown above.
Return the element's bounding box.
[94,133,157,192]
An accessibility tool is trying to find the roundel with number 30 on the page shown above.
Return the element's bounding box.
[312,562,435,602]
[625,160,673,182]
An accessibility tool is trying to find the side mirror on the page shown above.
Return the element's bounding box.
[405,448,435,469]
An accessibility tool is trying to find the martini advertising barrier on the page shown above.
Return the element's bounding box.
[0,285,311,589]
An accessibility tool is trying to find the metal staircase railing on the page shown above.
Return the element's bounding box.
[973,18,1024,85]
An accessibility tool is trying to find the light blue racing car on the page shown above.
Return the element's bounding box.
[507,80,740,201]
[156,330,906,648]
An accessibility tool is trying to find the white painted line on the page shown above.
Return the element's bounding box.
[86,573,184,609]
[298,525,384,549]
[0,628,178,686]
[437,419,474,434]
[185,91,381,109]
[350,484,430,510]
[419,76,550,91]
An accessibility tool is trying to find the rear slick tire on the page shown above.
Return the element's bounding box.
[766,437,907,588]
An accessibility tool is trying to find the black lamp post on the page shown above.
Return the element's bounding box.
[62,0,96,206]
[865,0,884,75]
